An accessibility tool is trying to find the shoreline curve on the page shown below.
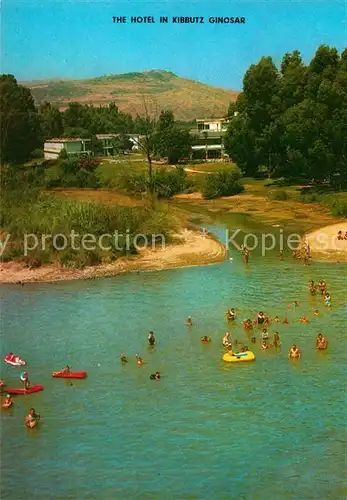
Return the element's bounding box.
[0,230,227,285]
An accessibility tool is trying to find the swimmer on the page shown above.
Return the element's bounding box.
[257,311,266,325]
[240,345,249,353]
[2,394,13,409]
[324,293,331,307]
[135,354,144,366]
[226,309,236,321]
[309,281,316,295]
[288,344,301,359]
[200,336,211,343]
[261,340,269,350]
[313,309,319,316]
[251,336,256,344]
[25,408,40,429]
[148,331,156,346]
[299,316,310,324]
[280,250,284,261]
[186,316,193,326]
[243,319,253,329]
[273,332,281,348]
[120,353,128,363]
[291,301,299,307]
[282,317,289,324]
[318,280,327,295]
[150,371,160,381]
[273,315,281,323]
[260,329,269,341]
[316,333,328,350]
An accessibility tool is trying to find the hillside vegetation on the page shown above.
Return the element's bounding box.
[23,70,239,120]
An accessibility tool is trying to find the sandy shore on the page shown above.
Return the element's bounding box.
[303,223,347,262]
[0,230,227,284]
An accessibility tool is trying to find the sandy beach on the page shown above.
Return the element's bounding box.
[0,230,227,284]
[304,223,347,262]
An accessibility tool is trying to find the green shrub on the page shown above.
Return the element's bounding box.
[329,199,347,217]
[269,190,290,201]
[202,166,244,200]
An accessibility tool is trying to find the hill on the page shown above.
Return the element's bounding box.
[23,70,239,120]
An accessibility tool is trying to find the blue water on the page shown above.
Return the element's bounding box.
[1,246,346,499]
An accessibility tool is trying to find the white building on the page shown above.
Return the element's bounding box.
[190,118,231,159]
[44,138,91,160]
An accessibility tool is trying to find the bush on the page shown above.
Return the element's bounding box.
[202,166,244,200]
[44,156,101,188]
[329,199,347,217]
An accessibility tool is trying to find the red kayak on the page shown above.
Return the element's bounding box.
[52,371,87,379]
[6,385,44,395]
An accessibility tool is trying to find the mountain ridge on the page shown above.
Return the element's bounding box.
[22,70,239,120]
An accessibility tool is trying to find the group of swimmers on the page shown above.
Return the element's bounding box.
[120,332,160,380]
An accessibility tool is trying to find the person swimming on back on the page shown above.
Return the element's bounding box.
[120,353,128,363]
[148,332,156,346]
[316,333,328,350]
[288,344,301,359]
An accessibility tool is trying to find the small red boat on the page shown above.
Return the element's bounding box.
[4,353,26,367]
[6,385,44,395]
[52,371,87,379]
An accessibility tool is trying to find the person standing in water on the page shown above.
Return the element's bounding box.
[186,317,193,326]
[288,345,301,359]
[148,332,156,346]
[316,333,328,350]
[25,408,40,428]
[2,394,13,409]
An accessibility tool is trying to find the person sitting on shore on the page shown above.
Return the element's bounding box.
[288,344,301,359]
[344,231,347,240]
[120,353,128,363]
[186,317,193,326]
[135,354,144,366]
[316,333,328,350]
[299,316,310,324]
[148,332,156,346]
[222,332,232,348]
[2,394,13,409]
[25,408,40,428]
[243,319,253,329]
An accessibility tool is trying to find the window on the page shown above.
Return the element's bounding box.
[197,123,210,131]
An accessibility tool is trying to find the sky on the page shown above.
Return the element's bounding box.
[1,0,346,90]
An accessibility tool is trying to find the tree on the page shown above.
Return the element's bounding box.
[154,110,192,164]
[0,74,41,163]
[39,101,63,140]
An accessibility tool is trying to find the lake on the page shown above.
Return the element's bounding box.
[1,226,346,499]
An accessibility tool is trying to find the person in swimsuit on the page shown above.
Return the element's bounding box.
[243,319,253,329]
[288,344,301,359]
[25,408,40,428]
[261,329,269,341]
[316,333,328,350]
[313,309,319,316]
[299,316,310,324]
[61,366,70,374]
[273,316,281,323]
[261,340,269,350]
[318,280,327,295]
[324,293,331,307]
[148,332,156,346]
[251,336,256,344]
[186,317,193,326]
[135,354,144,366]
[2,394,13,409]
[280,250,284,261]
[282,317,289,324]
[257,312,265,325]
[309,281,316,295]
[120,353,128,363]
[149,371,160,381]
[273,332,281,348]
[222,332,232,348]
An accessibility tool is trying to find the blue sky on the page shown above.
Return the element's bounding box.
[1,0,346,90]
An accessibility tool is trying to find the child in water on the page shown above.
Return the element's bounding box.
[186,317,193,326]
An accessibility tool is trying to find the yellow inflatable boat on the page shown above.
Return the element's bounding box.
[223,351,255,363]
